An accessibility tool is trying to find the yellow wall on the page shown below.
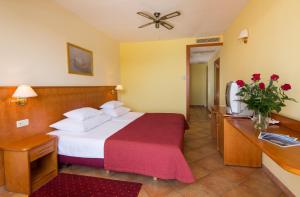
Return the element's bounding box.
[120,38,198,114]
[0,0,119,86]
[220,0,300,195]
[120,37,222,114]
[190,64,207,106]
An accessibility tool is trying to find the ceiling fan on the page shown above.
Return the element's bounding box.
[137,11,181,30]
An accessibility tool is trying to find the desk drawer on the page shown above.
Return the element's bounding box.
[29,141,54,161]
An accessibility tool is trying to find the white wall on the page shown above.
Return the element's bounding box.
[0,0,120,86]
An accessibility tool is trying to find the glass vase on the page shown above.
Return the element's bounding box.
[253,112,269,130]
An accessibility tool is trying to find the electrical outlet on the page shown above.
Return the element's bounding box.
[16,119,29,128]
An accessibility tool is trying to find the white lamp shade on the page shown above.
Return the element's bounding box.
[12,85,37,98]
[115,85,123,91]
[239,29,249,39]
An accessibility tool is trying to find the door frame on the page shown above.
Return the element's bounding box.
[214,58,221,106]
[206,65,209,108]
[186,42,223,120]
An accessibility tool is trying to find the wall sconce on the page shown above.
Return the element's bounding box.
[115,85,123,91]
[12,85,38,106]
[238,29,249,44]
[111,85,124,94]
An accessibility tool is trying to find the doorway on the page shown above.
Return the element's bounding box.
[186,43,223,120]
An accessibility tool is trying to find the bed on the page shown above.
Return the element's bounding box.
[49,112,195,183]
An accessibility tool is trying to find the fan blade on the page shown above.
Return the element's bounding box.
[137,12,155,20]
[160,21,174,30]
[138,22,155,28]
[160,11,181,20]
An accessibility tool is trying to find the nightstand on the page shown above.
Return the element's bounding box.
[3,134,57,194]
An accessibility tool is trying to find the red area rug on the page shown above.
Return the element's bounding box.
[30,173,142,197]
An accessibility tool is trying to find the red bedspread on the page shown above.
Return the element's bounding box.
[104,113,195,183]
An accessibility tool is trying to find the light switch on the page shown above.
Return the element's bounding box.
[16,119,29,128]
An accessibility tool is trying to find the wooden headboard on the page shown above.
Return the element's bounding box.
[0,86,117,186]
[0,86,117,145]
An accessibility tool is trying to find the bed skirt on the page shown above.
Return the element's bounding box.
[59,155,104,168]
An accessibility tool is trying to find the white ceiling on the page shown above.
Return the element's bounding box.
[55,0,248,42]
[190,46,221,64]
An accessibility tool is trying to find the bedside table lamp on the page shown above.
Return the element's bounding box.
[115,85,123,101]
[12,85,38,106]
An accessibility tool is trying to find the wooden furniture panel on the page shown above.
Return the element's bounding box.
[271,113,300,132]
[29,140,54,162]
[217,113,224,156]
[0,86,117,186]
[3,135,57,194]
[4,151,30,193]
[224,119,262,167]
[211,109,217,139]
[31,170,56,192]
[211,106,226,155]
[0,151,5,186]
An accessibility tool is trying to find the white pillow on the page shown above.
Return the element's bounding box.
[100,100,123,109]
[64,107,102,121]
[102,106,130,117]
[50,114,111,132]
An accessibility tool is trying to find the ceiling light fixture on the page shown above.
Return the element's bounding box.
[137,11,181,30]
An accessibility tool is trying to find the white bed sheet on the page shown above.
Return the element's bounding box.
[112,112,144,122]
[48,112,144,159]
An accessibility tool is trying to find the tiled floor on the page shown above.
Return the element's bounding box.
[0,107,286,196]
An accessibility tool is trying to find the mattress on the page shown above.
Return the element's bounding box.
[48,112,144,159]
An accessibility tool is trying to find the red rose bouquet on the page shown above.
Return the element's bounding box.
[236,73,296,130]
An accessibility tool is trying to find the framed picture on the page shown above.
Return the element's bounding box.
[67,43,93,76]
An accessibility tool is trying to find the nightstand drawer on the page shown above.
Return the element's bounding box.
[29,140,54,161]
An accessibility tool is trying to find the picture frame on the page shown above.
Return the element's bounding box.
[67,43,93,76]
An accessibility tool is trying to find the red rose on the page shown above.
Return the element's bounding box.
[236,80,245,87]
[259,82,265,90]
[252,73,261,81]
[281,84,292,91]
[271,74,279,81]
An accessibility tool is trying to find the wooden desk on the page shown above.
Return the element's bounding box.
[2,134,58,194]
[225,118,300,175]
[212,106,300,175]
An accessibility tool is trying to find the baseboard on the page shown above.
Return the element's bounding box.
[190,105,205,108]
[262,165,295,197]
